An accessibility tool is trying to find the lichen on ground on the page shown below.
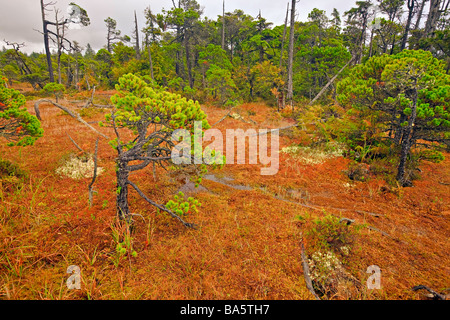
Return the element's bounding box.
[55,154,103,179]
[280,141,346,165]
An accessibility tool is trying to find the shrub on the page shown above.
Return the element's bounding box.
[42,82,65,102]
[305,214,358,256]
[0,75,43,147]
[345,162,370,182]
[0,158,28,179]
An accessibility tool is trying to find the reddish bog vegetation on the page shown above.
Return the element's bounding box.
[0,93,449,300]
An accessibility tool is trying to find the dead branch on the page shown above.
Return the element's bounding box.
[309,55,355,106]
[81,86,113,109]
[34,99,109,139]
[338,216,394,238]
[88,138,99,208]
[412,285,447,300]
[365,225,394,239]
[300,238,321,300]
[211,106,236,127]
[66,132,85,153]
[354,210,383,218]
[83,85,96,108]
[127,179,197,229]
[339,217,355,225]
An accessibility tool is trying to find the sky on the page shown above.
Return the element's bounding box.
[0,0,356,54]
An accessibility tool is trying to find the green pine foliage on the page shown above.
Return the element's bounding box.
[42,82,65,102]
[337,50,450,147]
[0,75,43,147]
[108,73,209,134]
[336,50,450,183]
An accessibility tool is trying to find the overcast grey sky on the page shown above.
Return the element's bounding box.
[0,0,356,54]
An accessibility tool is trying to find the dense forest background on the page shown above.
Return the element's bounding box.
[2,0,449,107]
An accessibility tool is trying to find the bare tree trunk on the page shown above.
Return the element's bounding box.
[286,0,296,110]
[55,9,62,84]
[397,79,418,186]
[357,12,369,64]
[389,33,397,54]
[116,160,131,221]
[368,27,376,58]
[88,138,99,208]
[424,0,442,39]
[277,2,290,111]
[401,0,415,50]
[221,0,225,50]
[40,0,54,82]
[134,11,141,59]
[412,0,428,42]
[185,34,194,88]
[75,51,79,89]
[106,28,111,53]
[147,37,154,80]
[279,2,290,71]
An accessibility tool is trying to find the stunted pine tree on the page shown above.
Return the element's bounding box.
[103,73,222,226]
[105,17,122,53]
[337,50,450,186]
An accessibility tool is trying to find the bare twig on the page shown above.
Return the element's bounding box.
[127,179,197,229]
[339,217,355,225]
[211,106,236,127]
[66,132,85,153]
[365,225,394,239]
[83,85,96,108]
[81,86,112,109]
[88,138,99,208]
[250,123,300,136]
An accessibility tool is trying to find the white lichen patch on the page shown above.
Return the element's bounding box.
[280,141,346,165]
[308,250,344,284]
[56,154,103,180]
[230,112,244,120]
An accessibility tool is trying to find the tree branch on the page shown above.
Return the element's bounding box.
[127,179,197,229]
[66,132,85,153]
[309,55,355,106]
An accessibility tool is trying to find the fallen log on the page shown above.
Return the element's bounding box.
[412,285,447,300]
[309,56,355,106]
[300,239,321,300]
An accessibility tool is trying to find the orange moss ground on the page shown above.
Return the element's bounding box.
[0,93,448,300]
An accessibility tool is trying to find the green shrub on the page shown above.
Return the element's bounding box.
[0,159,28,179]
[0,75,43,147]
[305,214,360,257]
[42,82,65,102]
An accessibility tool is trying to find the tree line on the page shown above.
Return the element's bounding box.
[1,0,448,107]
